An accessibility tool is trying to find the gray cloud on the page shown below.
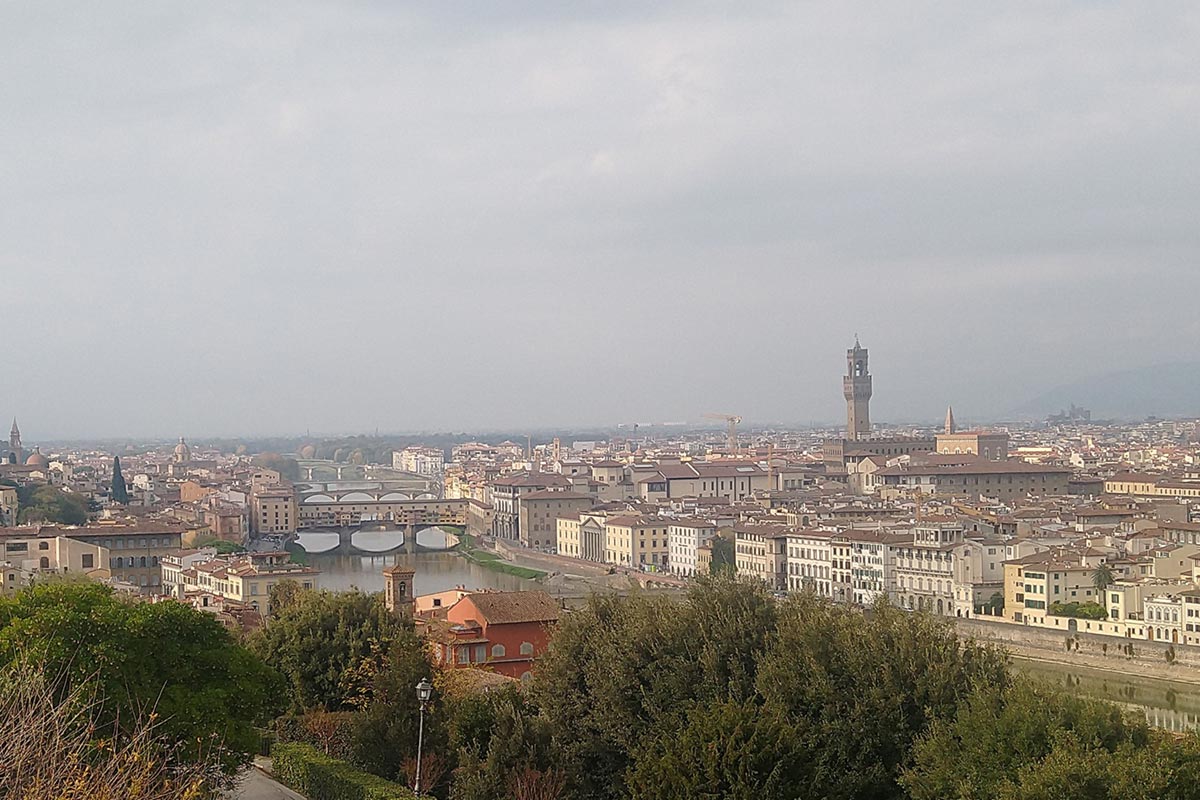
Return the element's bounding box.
[2,2,1199,438]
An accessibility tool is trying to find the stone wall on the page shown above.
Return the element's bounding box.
[956,617,1200,670]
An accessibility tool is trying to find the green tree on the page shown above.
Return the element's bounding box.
[709,535,735,575]
[16,485,89,525]
[627,700,815,800]
[754,595,1009,800]
[194,535,245,555]
[110,456,129,504]
[999,735,1200,800]
[901,679,1148,800]
[1049,601,1107,620]
[449,686,555,800]
[0,582,284,775]
[1093,563,1116,593]
[532,575,776,800]
[986,591,1005,615]
[248,584,407,712]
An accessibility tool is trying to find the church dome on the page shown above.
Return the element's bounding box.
[25,449,48,468]
[174,437,191,461]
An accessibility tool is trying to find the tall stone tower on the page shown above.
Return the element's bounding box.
[383,562,416,618]
[842,338,872,440]
[9,419,23,464]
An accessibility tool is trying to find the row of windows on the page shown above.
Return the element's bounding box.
[450,641,536,664]
[78,537,176,550]
[111,556,157,568]
[1149,607,1180,623]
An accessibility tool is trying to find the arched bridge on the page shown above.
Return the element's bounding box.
[292,523,463,555]
[299,487,442,503]
[296,490,469,531]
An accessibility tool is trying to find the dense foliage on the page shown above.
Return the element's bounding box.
[194,534,246,554]
[256,574,1200,800]
[0,582,284,775]
[1049,600,1108,620]
[708,535,735,574]
[527,577,1011,800]
[254,582,449,789]
[250,584,410,712]
[901,679,1200,799]
[16,484,89,524]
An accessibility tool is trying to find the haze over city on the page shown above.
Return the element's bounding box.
[4,3,1199,438]
[10,6,1200,798]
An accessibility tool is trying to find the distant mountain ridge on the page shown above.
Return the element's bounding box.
[1007,363,1200,421]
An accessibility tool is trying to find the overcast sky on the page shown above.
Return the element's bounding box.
[3,2,1199,439]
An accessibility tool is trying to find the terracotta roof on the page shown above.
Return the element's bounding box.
[462,590,561,625]
[668,519,717,529]
[605,515,667,528]
[1161,521,1200,532]
[520,489,594,501]
[492,473,571,488]
[875,460,1072,477]
[1107,472,1162,483]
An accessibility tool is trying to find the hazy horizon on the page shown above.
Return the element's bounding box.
[4,3,1199,439]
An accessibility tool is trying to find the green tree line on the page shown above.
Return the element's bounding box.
[7,575,1200,799]
[249,576,1200,799]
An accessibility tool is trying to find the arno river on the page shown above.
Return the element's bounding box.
[297,548,1200,733]
[303,549,532,595]
[1012,656,1200,733]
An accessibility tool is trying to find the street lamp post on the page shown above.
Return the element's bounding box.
[414,678,433,796]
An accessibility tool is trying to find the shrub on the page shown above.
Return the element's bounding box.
[273,742,428,799]
[275,711,359,761]
[1048,601,1106,620]
[0,666,217,799]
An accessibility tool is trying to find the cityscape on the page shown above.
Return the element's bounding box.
[5,3,1200,800]
[6,339,1200,796]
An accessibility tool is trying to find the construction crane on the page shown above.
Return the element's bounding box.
[703,413,742,453]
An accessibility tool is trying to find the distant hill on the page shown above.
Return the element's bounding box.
[1007,363,1200,421]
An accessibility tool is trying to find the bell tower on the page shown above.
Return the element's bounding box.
[9,419,23,464]
[842,338,872,440]
[383,562,416,618]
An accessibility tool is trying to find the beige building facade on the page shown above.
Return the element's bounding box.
[517,491,594,551]
[935,432,1010,460]
[1,531,110,595]
[251,487,298,534]
[163,550,319,616]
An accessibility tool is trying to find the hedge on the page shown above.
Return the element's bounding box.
[272,742,428,800]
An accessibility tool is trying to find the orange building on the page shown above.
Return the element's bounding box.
[430,590,561,681]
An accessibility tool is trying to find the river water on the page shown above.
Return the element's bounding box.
[1012,657,1200,733]
[304,550,534,595]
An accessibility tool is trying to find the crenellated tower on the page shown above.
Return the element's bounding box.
[842,339,872,440]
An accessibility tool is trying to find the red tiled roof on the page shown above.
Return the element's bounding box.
[462,591,561,625]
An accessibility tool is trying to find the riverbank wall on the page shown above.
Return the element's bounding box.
[491,539,613,577]
[957,617,1200,683]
